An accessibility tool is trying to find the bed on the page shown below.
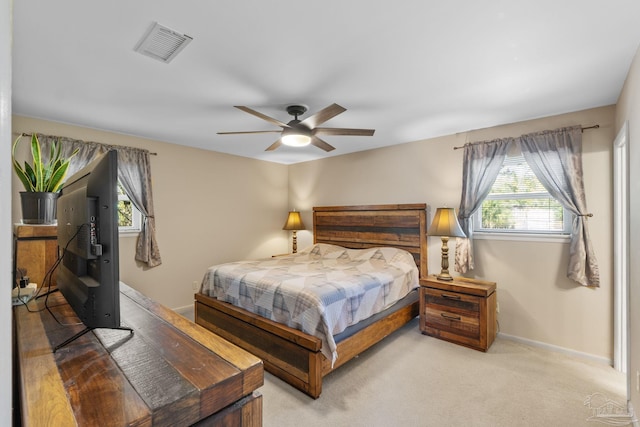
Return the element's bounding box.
[195,203,427,398]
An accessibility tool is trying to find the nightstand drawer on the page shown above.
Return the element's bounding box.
[424,306,480,340]
[424,288,481,316]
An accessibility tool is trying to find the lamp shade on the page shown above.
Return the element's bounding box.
[428,207,466,238]
[283,211,305,231]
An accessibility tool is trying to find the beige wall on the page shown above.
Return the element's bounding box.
[290,106,615,361]
[615,45,640,412]
[11,116,289,310]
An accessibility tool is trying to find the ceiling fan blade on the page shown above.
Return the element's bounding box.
[235,106,289,128]
[313,127,375,136]
[299,103,346,128]
[310,136,335,152]
[217,130,282,135]
[265,139,283,151]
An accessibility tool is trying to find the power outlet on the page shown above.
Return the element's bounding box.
[496,302,500,313]
[192,280,199,291]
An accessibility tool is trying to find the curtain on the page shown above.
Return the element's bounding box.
[116,148,162,267]
[38,134,162,268]
[519,126,599,287]
[37,134,107,175]
[455,137,515,273]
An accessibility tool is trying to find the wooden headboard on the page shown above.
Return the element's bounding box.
[313,203,428,277]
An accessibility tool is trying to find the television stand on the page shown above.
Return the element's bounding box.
[14,283,264,426]
[53,325,134,353]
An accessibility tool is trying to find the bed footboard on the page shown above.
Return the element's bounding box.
[195,292,324,398]
[195,292,418,398]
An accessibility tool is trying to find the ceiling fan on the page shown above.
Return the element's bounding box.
[217,103,375,152]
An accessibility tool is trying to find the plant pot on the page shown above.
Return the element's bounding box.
[20,192,58,225]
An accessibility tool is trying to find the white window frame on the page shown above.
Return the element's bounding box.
[117,183,142,235]
[472,155,572,243]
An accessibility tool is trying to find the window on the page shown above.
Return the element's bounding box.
[117,183,142,233]
[473,154,571,237]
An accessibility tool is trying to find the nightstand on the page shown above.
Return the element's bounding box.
[419,275,497,352]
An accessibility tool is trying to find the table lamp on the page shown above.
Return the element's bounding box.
[428,207,466,281]
[283,210,305,253]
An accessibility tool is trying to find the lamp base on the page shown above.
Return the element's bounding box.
[291,230,298,254]
[437,236,453,281]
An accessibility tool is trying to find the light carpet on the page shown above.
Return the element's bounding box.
[258,318,628,427]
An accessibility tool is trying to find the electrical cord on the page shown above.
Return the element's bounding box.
[15,234,67,312]
[43,223,89,326]
[15,223,87,327]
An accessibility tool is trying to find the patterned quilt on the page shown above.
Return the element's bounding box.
[200,243,419,364]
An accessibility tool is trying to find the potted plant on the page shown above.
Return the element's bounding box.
[12,133,79,224]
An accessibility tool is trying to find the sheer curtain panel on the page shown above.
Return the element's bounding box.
[519,126,599,287]
[116,148,162,267]
[454,138,514,273]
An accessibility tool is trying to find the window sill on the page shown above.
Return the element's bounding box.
[472,232,571,244]
[119,229,141,237]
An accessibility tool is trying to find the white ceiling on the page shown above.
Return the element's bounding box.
[12,1,640,164]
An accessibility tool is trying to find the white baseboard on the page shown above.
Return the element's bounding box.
[629,402,639,427]
[173,304,194,319]
[498,332,612,366]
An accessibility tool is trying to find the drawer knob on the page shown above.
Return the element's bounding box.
[440,313,461,321]
[441,294,461,300]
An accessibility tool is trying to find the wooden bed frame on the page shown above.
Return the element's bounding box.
[195,203,427,398]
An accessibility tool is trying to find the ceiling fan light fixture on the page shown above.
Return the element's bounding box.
[218,103,374,152]
[281,133,311,147]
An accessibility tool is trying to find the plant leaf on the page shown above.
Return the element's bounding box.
[49,148,79,192]
[48,161,70,192]
[11,136,33,191]
[30,135,44,192]
[23,162,36,188]
[43,141,57,186]
[12,157,35,191]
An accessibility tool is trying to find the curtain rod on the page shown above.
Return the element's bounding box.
[452,124,600,150]
[19,133,158,156]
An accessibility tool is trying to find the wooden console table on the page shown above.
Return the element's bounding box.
[13,283,264,426]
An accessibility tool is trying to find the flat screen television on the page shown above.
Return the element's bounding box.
[56,150,130,350]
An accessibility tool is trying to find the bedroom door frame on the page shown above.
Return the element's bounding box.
[613,121,630,387]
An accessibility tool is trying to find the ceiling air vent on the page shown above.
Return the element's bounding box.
[134,22,192,63]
